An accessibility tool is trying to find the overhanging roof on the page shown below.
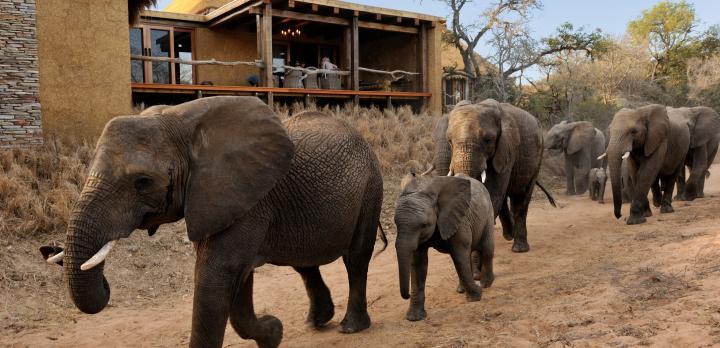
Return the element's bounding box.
[143,0,445,24]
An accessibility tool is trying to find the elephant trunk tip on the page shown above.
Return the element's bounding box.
[401,290,410,300]
[614,209,622,219]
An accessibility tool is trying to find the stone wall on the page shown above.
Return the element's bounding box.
[0,0,43,147]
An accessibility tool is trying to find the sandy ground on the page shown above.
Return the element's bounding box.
[4,174,720,347]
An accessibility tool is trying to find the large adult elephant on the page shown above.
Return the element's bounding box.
[667,106,720,201]
[43,97,384,348]
[445,99,553,253]
[544,121,605,195]
[606,105,689,225]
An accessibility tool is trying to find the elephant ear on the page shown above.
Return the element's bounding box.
[425,176,471,240]
[567,122,595,155]
[689,107,720,148]
[480,100,517,172]
[167,96,294,241]
[642,105,669,157]
[400,173,419,195]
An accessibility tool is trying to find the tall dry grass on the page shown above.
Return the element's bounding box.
[0,104,439,240]
[0,140,93,240]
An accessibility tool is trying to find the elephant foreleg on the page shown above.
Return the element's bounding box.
[627,155,662,225]
[564,157,576,195]
[659,175,677,214]
[685,146,708,201]
[294,266,335,327]
[406,247,429,321]
[478,224,495,288]
[229,270,283,348]
[499,198,514,241]
[509,189,533,253]
[651,178,662,208]
[675,165,687,200]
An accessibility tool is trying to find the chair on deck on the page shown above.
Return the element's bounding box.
[321,73,342,90]
[284,69,304,89]
[304,70,319,89]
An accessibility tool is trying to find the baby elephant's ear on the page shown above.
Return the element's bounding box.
[426,176,471,240]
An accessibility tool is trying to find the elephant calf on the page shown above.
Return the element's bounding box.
[394,173,494,321]
[588,168,607,203]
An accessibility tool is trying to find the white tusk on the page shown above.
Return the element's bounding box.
[46,251,64,264]
[81,240,117,271]
[419,163,435,176]
[622,152,630,160]
[597,153,607,160]
[481,171,487,183]
[447,170,454,176]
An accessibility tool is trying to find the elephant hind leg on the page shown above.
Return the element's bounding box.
[339,187,381,334]
[229,270,283,348]
[658,175,676,214]
[294,266,334,328]
[477,224,495,288]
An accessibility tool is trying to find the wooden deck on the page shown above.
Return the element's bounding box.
[131,83,432,100]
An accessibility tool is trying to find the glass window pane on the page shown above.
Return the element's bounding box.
[130,28,144,83]
[174,31,193,85]
[151,29,171,84]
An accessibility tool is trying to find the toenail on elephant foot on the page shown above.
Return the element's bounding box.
[256,315,283,348]
[660,205,674,214]
[339,311,370,333]
[511,241,530,253]
[465,289,482,302]
[626,215,646,225]
[405,307,427,321]
[480,274,494,288]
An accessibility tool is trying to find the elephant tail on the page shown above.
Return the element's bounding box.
[535,181,557,208]
[373,223,388,259]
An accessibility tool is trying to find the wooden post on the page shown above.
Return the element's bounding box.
[343,27,351,89]
[351,14,359,105]
[256,14,265,85]
[418,23,428,110]
[262,1,274,106]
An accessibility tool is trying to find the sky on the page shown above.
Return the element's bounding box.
[154,0,720,78]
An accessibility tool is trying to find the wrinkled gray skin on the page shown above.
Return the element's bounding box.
[445,99,544,253]
[52,97,383,348]
[431,114,451,176]
[607,105,689,225]
[545,121,605,195]
[667,107,720,201]
[394,174,494,321]
[588,168,607,203]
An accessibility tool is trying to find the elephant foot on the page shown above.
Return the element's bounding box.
[565,190,576,196]
[643,209,653,217]
[256,315,283,348]
[339,310,370,334]
[307,302,335,328]
[626,215,647,225]
[480,272,494,288]
[502,229,514,241]
[464,288,482,302]
[660,205,674,214]
[456,282,465,293]
[511,240,530,253]
[405,306,427,321]
[598,200,605,204]
[698,192,705,198]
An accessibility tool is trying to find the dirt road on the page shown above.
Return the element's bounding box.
[6,175,720,347]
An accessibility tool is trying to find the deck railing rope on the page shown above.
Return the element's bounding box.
[130,55,420,81]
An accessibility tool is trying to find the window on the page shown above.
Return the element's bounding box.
[444,78,466,107]
[129,25,195,84]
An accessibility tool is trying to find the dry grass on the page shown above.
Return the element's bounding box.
[0,139,93,241]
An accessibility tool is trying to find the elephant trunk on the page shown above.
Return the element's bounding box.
[451,141,484,179]
[607,136,631,219]
[434,139,451,176]
[395,235,417,300]
[64,181,115,314]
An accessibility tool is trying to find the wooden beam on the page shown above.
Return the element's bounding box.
[351,15,359,104]
[271,9,349,26]
[418,23,428,109]
[288,0,295,8]
[311,4,319,11]
[333,7,340,14]
[262,2,274,94]
[208,1,262,27]
[358,21,419,34]
[256,14,264,84]
[376,13,381,21]
[343,26,351,88]
[131,83,433,98]
[414,18,420,26]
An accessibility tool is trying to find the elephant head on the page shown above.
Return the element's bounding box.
[394,174,471,299]
[669,106,720,149]
[606,104,668,219]
[544,121,596,155]
[59,96,294,314]
[446,99,519,179]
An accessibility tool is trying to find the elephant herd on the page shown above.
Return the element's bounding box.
[37,96,718,347]
[546,104,720,225]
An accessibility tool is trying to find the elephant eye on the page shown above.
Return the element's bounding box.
[134,176,155,193]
